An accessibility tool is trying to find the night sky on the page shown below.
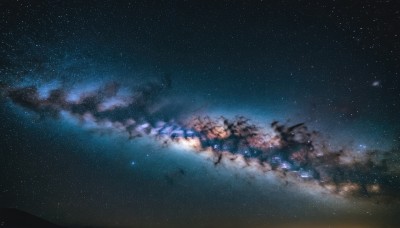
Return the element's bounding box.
[1,1,400,227]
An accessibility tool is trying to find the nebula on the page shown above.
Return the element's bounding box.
[2,78,399,203]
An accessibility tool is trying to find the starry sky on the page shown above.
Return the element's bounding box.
[1,1,400,227]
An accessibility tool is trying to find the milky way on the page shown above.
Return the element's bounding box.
[2,77,399,203]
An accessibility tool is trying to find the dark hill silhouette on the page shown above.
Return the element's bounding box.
[0,208,63,228]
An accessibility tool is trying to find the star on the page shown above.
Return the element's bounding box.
[372,80,381,87]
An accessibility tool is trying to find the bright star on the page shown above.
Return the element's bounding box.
[372,81,380,87]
